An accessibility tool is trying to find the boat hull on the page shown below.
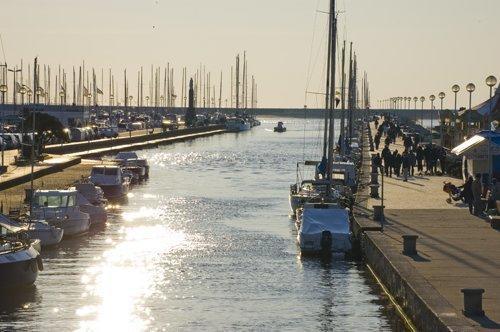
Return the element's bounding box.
[0,246,40,288]
[26,224,64,247]
[79,205,107,226]
[99,184,129,200]
[49,217,90,238]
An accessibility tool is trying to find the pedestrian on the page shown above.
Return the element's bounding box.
[402,151,411,182]
[382,145,392,177]
[472,174,483,215]
[459,176,474,214]
[393,150,401,177]
[485,178,499,212]
[374,132,381,150]
[416,145,424,175]
[409,149,416,176]
[375,118,379,129]
[424,144,432,175]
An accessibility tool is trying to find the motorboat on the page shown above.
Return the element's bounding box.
[71,183,108,226]
[225,118,251,132]
[90,165,131,200]
[0,214,63,248]
[297,203,352,255]
[274,121,287,133]
[0,237,43,289]
[31,190,91,237]
[113,151,149,179]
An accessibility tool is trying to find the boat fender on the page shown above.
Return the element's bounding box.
[320,231,332,255]
[36,255,44,271]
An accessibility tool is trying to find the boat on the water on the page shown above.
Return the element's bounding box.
[296,203,352,256]
[112,151,149,180]
[0,237,43,289]
[225,118,251,132]
[0,213,64,248]
[71,183,108,226]
[31,190,91,237]
[274,121,287,132]
[90,165,131,200]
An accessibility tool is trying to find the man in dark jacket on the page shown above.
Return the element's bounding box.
[393,150,402,177]
[374,132,381,150]
[402,151,411,181]
[415,145,424,175]
[381,145,392,177]
[424,144,433,174]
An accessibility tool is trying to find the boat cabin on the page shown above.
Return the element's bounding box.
[33,190,78,209]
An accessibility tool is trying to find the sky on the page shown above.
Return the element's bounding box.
[1,0,499,109]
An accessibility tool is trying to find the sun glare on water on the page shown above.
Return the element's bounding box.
[76,206,189,331]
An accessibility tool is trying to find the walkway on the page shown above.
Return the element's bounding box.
[364,120,499,331]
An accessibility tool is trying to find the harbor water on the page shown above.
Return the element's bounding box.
[0,118,404,331]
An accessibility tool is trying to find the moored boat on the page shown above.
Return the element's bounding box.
[0,214,63,248]
[90,165,131,200]
[297,203,352,256]
[113,151,149,179]
[31,190,91,237]
[72,183,108,226]
[0,238,43,289]
[225,118,251,132]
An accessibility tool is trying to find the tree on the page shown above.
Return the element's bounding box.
[21,108,65,141]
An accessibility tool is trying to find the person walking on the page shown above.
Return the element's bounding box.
[459,176,475,214]
[472,174,483,215]
[409,150,416,176]
[402,151,411,182]
[374,132,381,150]
[393,150,401,177]
[424,144,432,175]
[415,145,424,176]
[382,145,392,177]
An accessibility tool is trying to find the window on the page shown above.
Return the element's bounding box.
[105,168,118,175]
[92,167,105,175]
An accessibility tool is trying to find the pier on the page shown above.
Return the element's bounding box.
[355,120,500,331]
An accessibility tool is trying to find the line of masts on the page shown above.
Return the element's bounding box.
[0,54,258,109]
[321,0,370,192]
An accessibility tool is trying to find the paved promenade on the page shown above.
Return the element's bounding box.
[365,121,500,330]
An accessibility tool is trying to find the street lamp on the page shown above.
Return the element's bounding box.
[145,96,150,107]
[27,88,33,104]
[19,85,27,105]
[438,92,445,146]
[59,90,65,105]
[429,95,436,143]
[452,84,460,111]
[486,75,497,127]
[420,96,425,126]
[0,84,7,104]
[466,83,476,137]
[160,95,164,107]
[36,86,43,104]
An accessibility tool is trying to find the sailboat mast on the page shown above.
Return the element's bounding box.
[340,41,346,154]
[322,0,333,161]
[326,0,337,186]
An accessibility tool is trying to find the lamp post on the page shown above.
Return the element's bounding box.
[452,84,460,111]
[36,87,43,104]
[420,96,425,126]
[439,92,445,146]
[8,67,21,105]
[486,75,497,185]
[27,88,32,104]
[59,90,65,105]
[466,83,475,137]
[0,84,7,104]
[145,96,150,107]
[486,75,497,128]
[19,85,27,105]
[430,95,436,143]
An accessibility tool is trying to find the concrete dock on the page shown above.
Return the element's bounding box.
[356,121,500,331]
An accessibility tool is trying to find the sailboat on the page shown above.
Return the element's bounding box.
[292,0,353,256]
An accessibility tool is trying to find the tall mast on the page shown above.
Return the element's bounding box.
[340,41,346,154]
[326,0,337,187]
[322,0,333,160]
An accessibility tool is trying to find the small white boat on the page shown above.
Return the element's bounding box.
[72,183,108,226]
[31,190,91,237]
[225,118,251,132]
[90,165,131,200]
[0,238,43,289]
[0,214,63,248]
[297,203,352,255]
[113,151,149,179]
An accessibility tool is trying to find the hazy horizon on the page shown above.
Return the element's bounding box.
[1,0,499,109]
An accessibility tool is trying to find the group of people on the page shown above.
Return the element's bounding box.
[458,174,499,216]
[372,117,447,181]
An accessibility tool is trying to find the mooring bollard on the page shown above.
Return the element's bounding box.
[402,235,418,255]
[370,172,379,184]
[373,205,384,221]
[369,184,380,198]
[461,288,485,317]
